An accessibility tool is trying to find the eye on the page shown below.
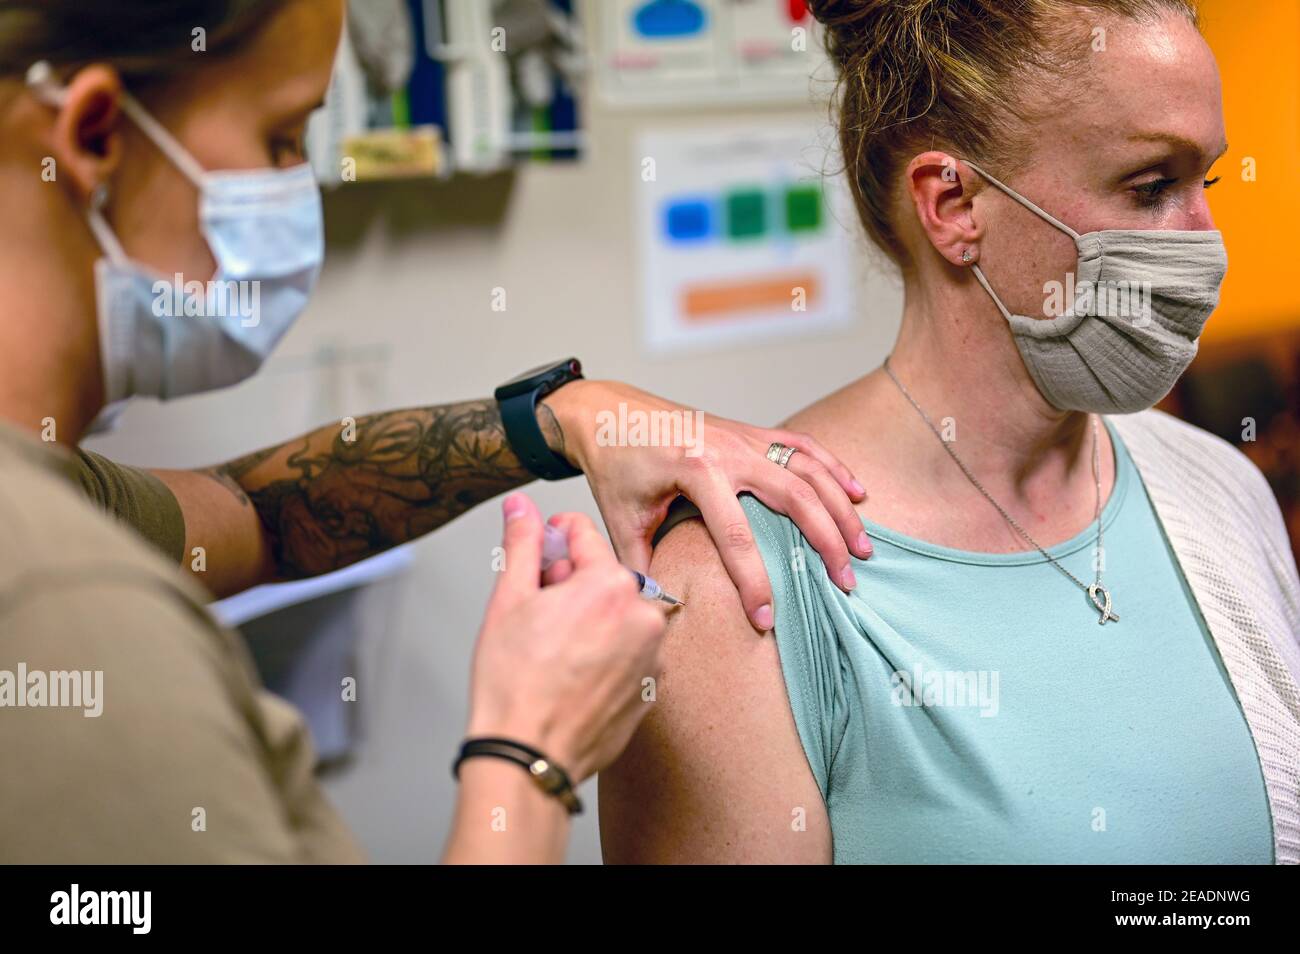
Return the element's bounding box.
[1133,175,1222,209]
[1133,177,1179,207]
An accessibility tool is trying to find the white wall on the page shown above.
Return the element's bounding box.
[83,92,903,863]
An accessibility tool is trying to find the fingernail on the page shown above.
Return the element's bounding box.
[849,480,866,497]
[856,532,872,556]
[754,603,774,631]
[839,566,857,590]
[503,494,526,522]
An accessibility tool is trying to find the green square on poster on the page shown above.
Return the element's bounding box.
[726,190,767,239]
[785,185,822,233]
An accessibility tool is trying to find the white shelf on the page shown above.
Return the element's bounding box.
[211,545,415,628]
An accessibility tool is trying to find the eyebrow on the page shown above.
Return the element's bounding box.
[1125,132,1230,162]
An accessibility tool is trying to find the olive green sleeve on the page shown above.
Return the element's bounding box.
[70,448,186,565]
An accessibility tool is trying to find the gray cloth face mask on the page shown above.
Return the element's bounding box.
[961,159,1228,414]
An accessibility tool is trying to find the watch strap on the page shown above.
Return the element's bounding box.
[496,371,584,481]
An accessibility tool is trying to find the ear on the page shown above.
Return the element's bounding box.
[43,65,126,205]
[905,151,985,268]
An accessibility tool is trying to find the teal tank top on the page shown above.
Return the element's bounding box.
[744,421,1273,863]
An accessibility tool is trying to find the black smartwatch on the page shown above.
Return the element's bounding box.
[494,357,584,481]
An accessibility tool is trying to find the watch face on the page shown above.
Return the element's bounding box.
[503,361,564,388]
[497,358,582,398]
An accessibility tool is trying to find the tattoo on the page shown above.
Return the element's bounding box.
[198,445,281,508]
[198,467,252,507]
[222,446,279,481]
[537,400,567,460]
[217,400,536,580]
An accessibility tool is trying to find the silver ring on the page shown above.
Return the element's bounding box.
[766,442,798,468]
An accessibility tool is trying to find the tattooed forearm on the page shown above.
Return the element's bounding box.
[211,399,557,580]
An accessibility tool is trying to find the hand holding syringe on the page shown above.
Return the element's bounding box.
[541,523,684,607]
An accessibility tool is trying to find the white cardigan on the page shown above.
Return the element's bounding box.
[1113,410,1300,865]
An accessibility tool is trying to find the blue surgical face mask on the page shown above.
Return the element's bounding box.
[27,61,324,426]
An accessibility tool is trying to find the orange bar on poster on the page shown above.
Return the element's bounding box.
[682,272,819,322]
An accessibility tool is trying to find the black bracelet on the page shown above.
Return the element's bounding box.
[453,737,583,816]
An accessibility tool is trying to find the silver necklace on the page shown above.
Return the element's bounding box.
[883,357,1118,625]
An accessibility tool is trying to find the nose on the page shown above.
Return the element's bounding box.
[1184,190,1218,232]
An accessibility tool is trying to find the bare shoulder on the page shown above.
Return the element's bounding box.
[776,375,888,493]
[597,516,831,863]
[780,375,871,436]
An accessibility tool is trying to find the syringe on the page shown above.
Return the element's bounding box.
[541,523,684,608]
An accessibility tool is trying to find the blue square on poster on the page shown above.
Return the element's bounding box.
[664,198,713,242]
[634,0,708,39]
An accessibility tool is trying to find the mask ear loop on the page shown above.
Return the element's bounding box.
[25,60,210,191]
[958,158,1084,324]
[85,184,129,264]
[968,260,1015,322]
[26,59,216,283]
[114,95,209,189]
[959,159,1082,241]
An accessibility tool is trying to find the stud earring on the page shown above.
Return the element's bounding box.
[961,248,973,264]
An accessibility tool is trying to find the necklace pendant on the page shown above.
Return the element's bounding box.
[1088,583,1119,625]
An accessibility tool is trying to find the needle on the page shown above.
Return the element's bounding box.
[541,524,685,608]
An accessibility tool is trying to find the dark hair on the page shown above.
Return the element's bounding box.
[808,0,1201,269]
[0,0,286,84]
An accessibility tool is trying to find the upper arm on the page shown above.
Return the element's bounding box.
[70,449,187,565]
[68,446,274,598]
[598,517,831,863]
[153,467,275,598]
